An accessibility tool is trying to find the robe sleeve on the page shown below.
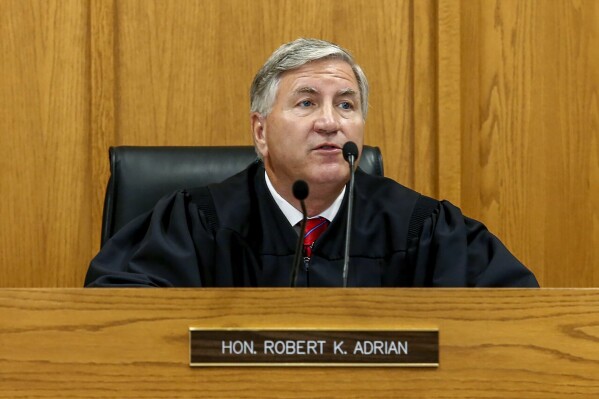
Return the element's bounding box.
[84,191,211,287]
[413,200,539,287]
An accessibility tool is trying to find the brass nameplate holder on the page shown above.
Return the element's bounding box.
[190,329,438,367]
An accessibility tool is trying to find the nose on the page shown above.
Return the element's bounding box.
[313,104,340,134]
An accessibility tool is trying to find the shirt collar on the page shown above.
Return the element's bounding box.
[264,172,345,226]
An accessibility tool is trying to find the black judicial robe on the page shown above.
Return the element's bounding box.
[85,162,539,288]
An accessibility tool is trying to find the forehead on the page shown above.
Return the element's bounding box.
[277,59,359,94]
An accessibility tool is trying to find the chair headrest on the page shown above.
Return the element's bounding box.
[101,145,384,245]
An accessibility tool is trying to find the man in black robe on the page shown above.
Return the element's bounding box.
[85,38,538,288]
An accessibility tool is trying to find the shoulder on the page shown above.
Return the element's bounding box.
[352,171,440,250]
[354,170,432,215]
[184,161,262,229]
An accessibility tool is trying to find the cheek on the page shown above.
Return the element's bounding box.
[269,123,298,147]
[346,121,365,140]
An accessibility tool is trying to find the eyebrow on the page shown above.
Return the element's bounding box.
[292,87,359,98]
[293,87,319,95]
[338,88,358,98]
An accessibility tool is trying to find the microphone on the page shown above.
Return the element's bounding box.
[290,180,309,287]
[342,141,359,287]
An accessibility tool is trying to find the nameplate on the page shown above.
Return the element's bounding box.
[189,329,438,367]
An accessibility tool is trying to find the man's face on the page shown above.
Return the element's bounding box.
[252,59,365,193]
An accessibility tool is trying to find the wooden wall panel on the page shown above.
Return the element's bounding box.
[412,0,438,197]
[437,0,462,205]
[0,0,90,287]
[113,0,414,185]
[457,0,599,287]
[90,0,117,252]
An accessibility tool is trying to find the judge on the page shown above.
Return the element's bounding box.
[85,38,538,288]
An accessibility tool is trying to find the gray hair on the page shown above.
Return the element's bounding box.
[250,38,369,119]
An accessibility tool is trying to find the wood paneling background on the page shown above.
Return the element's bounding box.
[0,0,596,287]
[458,0,599,287]
[0,0,92,287]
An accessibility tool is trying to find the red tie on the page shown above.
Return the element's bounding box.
[303,217,329,258]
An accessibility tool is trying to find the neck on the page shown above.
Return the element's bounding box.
[303,182,345,217]
[266,171,345,217]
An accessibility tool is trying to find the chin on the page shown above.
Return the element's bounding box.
[308,165,349,187]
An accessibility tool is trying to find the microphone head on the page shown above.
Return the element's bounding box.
[342,141,359,162]
[292,180,309,201]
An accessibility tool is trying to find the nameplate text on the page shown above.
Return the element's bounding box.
[189,329,438,367]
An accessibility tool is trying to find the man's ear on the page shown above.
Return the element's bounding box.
[250,112,268,157]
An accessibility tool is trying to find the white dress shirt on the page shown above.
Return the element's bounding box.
[264,172,345,227]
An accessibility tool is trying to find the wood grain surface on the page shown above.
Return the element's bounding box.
[0,288,598,398]
[0,0,92,287]
[458,0,599,287]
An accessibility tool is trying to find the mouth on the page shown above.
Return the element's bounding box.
[313,143,341,152]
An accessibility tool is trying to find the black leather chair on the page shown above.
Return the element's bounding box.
[101,145,384,246]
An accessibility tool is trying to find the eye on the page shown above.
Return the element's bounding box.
[298,100,313,107]
[339,101,353,110]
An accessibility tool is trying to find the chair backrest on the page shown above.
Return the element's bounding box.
[101,145,384,246]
